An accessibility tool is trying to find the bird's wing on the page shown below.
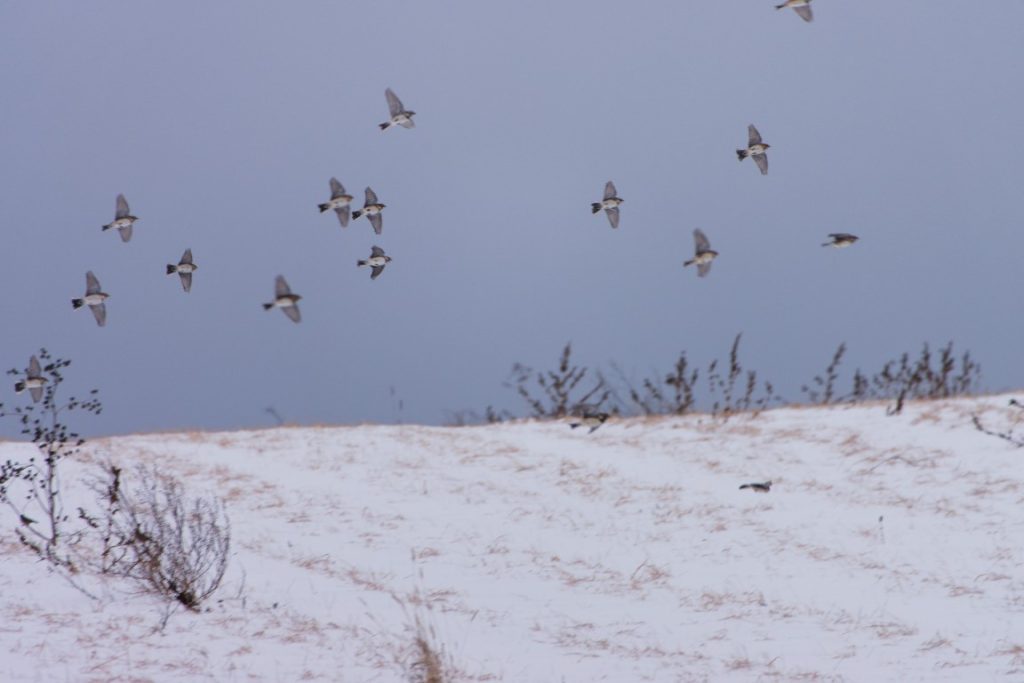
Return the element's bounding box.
[795,4,813,22]
[181,248,193,265]
[91,303,107,327]
[385,88,404,117]
[275,275,291,297]
[86,271,101,295]
[180,272,193,293]
[29,386,43,403]
[370,245,386,257]
[398,117,415,129]
[335,206,350,227]
[28,355,41,378]
[283,305,301,323]
[697,261,713,278]
[115,193,130,219]
[364,186,379,205]
[605,206,620,229]
[693,228,711,252]
[604,181,617,200]
[368,213,382,235]
[118,224,133,242]
[329,177,345,199]
[754,153,769,175]
[747,124,762,146]
[370,265,385,280]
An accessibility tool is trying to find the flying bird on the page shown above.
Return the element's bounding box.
[357,246,392,280]
[101,194,138,242]
[352,187,385,235]
[263,275,302,323]
[71,271,109,326]
[318,177,353,228]
[822,233,859,248]
[739,480,772,493]
[683,229,718,277]
[591,181,623,228]
[14,355,47,403]
[379,88,416,130]
[736,124,770,175]
[776,0,812,22]
[568,408,610,434]
[166,249,198,292]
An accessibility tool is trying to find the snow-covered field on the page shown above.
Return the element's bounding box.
[2,396,1023,682]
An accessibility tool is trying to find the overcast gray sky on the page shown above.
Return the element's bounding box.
[2,2,1022,436]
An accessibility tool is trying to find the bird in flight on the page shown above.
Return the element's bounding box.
[71,271,110,326]
[14,355,47,403]
[357,246,392,280]
[352,187,385,235]
[379,88,416,131]
[739,480,772,493]
[102,194,138,242]
[776,0,812,22]
[319,177,353,228]
[166,249,198,292]
[263,275,302,323]
[822,233,859,248]
[737,124,770,175]
[683,229,718,277]
[591,181,623,229]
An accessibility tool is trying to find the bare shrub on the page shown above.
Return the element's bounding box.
[506,342,610,418]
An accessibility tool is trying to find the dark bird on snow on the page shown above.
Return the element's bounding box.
[71,271,109,327]
[352,187,385,235]
[739,480,772,493]
[591,180,623,228]
[568,408,610,434]
[822,233,859,248]
[263,275,302,323]
[318,177,353,228]
[357,246,392,280]
[776,0,813,22]
[19,514,37,526]
[101,194,138,242]
[14,355,47,403]
[166,248,197,292]
[379,88,416,131]
[736,124,770,175]
[683,228,718,277]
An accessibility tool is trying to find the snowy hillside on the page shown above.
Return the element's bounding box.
[2,396,1023,682]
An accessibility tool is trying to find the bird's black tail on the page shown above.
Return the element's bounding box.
[71,298,84,309]
[774,2,786,8]
[318,203,330,213]
[378,122,390,131]
[166,264,178,274]
[14,381,25,393]
[591,203,602,214]
[352,210,363,220]
[736,149,748,161]
[357,259,368,267]
[262,303,274,311]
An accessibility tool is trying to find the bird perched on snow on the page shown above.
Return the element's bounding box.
[379,88,416,131]
[166,248,197,292]
[568,408,610,434]
[822,233,859,248]
[14,355,47,403]
[683,229,718,277]
[591,181,623,228]
[739,480,772,493]
[736,124,770,175]
[352,187,385,235]
[101,194,138,242]
[71,271,109,326]
[263,275,302,323]
[776,0,812,22]
[357,246,392,280]
[318,177,353,228]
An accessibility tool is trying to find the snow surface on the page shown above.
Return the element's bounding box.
[2,396,1023,682]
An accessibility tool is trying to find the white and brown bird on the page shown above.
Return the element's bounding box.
[683,229,718,277]
[14,355,47,403]
[318,177,353,228]
[352,187,385,235]
[263,275,301,323]
[379,88,416,130]
[101,194,138,242]
[822,233,859,248]
[776,0,813,22]
[357,246,392,280]
[166,249,197,292]
[71,271,109,326]
[736,124,770,175]
[739,480,772,493]
[591,181,623,228]
[568,407,610,434]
